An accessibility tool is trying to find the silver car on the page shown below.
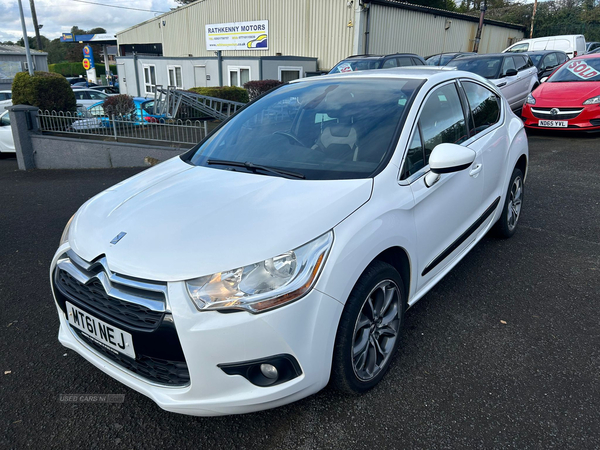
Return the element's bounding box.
[447,53,539,111]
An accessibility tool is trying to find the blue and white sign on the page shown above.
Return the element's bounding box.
[205,20,268,51]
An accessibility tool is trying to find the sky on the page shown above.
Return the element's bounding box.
[0,0,179,43]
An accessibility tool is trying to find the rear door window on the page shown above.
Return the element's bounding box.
[382,58,398,69]
[514,55,528,71]
[543,53,558,70]
[411,57,425,66]
[397,57,414,67]
[461,81,501,137]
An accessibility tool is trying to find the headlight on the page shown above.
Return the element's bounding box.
[583,95,600,105]
[186,231,333,313]
[526,94,536,105]
[59,214,75,246]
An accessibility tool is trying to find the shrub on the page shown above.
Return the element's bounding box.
[103,94,135,116]
[243,79,283,100]
[188,86,249,103]
[12,71,77,112]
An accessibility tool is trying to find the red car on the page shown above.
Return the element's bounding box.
[522,53,600,131]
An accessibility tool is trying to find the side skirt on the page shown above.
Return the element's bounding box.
[421,196,501,277]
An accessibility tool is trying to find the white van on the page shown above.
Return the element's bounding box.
[503,35,586,59]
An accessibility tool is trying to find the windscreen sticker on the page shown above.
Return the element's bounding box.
[566,60,599,79]
[338,63,353,73]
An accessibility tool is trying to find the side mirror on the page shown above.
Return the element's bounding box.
[505,68,518,77]
[541,76,548,83]
[430,143,476,173]
[425,143,475,187]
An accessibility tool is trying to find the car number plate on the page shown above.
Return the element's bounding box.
[538,120,568,128]
[66,301,135,359]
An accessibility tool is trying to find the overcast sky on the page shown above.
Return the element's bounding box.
[0,0,179,43]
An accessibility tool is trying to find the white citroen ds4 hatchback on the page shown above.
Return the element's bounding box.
[51,68,528,416]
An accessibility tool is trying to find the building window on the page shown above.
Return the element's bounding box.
[278,66,303,83]
[143,64,157,94]
[228,67,250,87]
[167,65,183,89]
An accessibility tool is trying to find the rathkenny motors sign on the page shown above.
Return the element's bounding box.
[205,20,268,51]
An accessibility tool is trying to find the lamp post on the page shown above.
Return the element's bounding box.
[17,0,34,76]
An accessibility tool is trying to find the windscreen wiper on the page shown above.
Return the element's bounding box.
[207,159,305,179]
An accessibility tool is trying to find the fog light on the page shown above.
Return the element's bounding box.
[260,363,278,380]
[218,354,302,387]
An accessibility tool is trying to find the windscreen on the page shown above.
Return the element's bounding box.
[548,58,600,82]
[187,79,423,180]
[329,59,382,73]
[447,57,503,79]
[426,54,455,66]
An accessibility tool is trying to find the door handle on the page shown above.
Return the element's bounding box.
[469,164,483,177]
[497,82,506,87]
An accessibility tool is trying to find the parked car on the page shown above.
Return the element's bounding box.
[586,41,600,53]
[51,67,528,416]
[446,53,539,111]
[90,85,120,94]
[72,89,114,108]
[425,52,475,66]
[504,35,585,59]
[0,90,12,111]
[71,97,167,130]
[0,110,15,153]
[523,50,568,80]
[65,77,85,85]
[329,53,425,73]
[72,81,99,88]
[522,53,600,131]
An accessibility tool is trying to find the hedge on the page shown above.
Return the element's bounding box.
[188,86,249,103]
[103,94,135,116]
[49,62,117,77]
[12,71,77,112]
[243,79,283,101]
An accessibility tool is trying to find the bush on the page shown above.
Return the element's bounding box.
[243,79,283,100]
[12,71,76,112]
[103,94,135,116]
[188,86,249,103]
[49,62,117,77]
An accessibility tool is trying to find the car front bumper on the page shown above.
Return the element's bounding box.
[522,103,600,130]
[51,245,344,416]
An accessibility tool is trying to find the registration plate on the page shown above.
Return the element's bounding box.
[538,120,568,128]
[66,301,135,359]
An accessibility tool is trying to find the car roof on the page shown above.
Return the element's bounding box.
[299,66,489,85]
[523,50,564,55]
[572,52,600,60]
[344,53,421,59]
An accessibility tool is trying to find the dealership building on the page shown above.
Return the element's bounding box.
[115,0,524,97]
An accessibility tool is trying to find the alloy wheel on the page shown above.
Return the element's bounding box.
[507,176,523,231]
[351,279,401,382]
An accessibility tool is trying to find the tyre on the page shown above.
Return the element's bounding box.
[331,260,406,394]
[494,167,524,238]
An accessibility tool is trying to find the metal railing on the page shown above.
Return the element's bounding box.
[154,85,245,121]
[37,110,209,146]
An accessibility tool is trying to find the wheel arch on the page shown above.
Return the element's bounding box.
[372,247,411,302]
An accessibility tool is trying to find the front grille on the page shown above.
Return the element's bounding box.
[56,269,164,331]
[74,329,190,386]
[53,252,190,387]
[531,107,583,120]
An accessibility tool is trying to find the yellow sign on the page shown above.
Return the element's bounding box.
[82,58,91,70]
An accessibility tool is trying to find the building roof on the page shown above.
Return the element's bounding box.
[116,0,525,36]
[0,44,47,56]
[367,0,526,31]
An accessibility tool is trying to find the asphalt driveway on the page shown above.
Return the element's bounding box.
[0,132,598,449]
